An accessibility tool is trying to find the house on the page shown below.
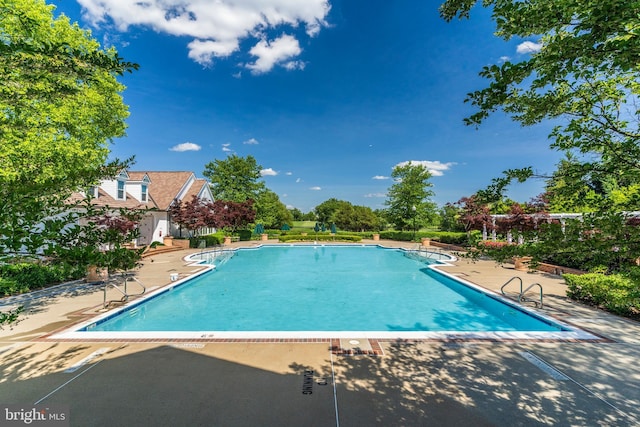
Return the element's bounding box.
[78,170,214,245]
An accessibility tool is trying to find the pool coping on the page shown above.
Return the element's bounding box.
[45,244,605,343]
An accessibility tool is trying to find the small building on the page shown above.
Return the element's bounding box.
[74,170,214,245]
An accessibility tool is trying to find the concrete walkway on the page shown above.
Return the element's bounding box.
[1,240,639,426]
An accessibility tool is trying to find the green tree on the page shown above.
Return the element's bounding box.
[255,189,293,229]
[314,198,351,225]
[0,0,136,257]
[440,0,640,193]
[289,207,304,221]
[1,0,135,188]
[544,154,604,212]
[373,209,389,231]
[203,155,266,202]
[333,203,380,232]
[544,153,640,212]
[384,162,437,232]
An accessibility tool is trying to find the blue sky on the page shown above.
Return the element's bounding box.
[53,0,559,212]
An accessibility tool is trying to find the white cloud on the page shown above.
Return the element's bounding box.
[169,142,201,152]
[222,143,233,152]
[364,193,386,198]
[296,178,302,183]
[309,186,321,191]
[246,34,302,74]
[499,55,511,63]
[77,0,331,69]
[283,60,306,71]
[187,39,239,65]
[285,172,293,176]
[372,175,389,180]
[260,168,278,176]
[516,41,542,54]
[395,160,456,177]
[243,137,259,145]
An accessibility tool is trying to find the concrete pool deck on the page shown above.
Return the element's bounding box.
[1,240,639,426]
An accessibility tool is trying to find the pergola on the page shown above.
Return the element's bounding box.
[483,211,640,243]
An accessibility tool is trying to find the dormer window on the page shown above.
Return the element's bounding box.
[117,180,125,200]
[141,184,148,202]
[88,186,98,198]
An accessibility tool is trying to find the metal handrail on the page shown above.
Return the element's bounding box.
[103,282,128,308]
[103,276,146,308]
[501,276,543,308]
[124,276,146,297]
[520,283,543,308]
[500,276,523,296]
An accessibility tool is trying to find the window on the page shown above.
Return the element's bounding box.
[117,180,125,200]
[88,186,98,198]
[141,184,148,202]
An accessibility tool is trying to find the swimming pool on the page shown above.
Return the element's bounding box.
[57,245,597,340]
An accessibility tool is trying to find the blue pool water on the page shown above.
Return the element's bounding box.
[86,246,564,333]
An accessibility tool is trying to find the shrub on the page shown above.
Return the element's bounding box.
[0,277,23,296]
[564,273,640,317]
[279,234,362,243]
[237,229,252,241]
[379,231,414,241]
[0,263,48,289]
[0,261,89,296]
[190,234,224,248]
[378,230,470,245]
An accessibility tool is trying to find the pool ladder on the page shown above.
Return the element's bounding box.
[500,276,543,308]
[405,247,444,261]
[103,275,146,308]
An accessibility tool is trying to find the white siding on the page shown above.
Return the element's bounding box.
[100,179,119,199]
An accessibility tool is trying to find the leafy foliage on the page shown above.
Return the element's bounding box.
[212,200,257,235]
[1,0,136,192]
[440,0,640,202]
[0,305,23,328]
[278,233,362,243]
[169,195,217,237]
[0,0,138,281]
[454,195,492,233]
[254,189,292,229]
[565,273,640,318]
[333,203,381,232]
[46,202,146,274]
[385,162,437,231]
[379,231,470,245]
[203,155,266,202]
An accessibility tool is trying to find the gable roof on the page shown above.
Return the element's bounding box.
[133,171,195,210]
[68,170,212,211]
[183,178,210,201]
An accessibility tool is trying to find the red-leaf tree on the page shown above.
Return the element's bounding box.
[456,195,493,234]
[169,195,217,237]
[211,199,256,235]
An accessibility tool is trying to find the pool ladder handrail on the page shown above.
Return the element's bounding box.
[103,274,146,308]
[406,247,440,260]
[500,276,543,308]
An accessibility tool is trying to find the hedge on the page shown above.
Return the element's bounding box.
[0,262,84,296]
[279,234,362,243]
[378,231,471,245]
[189,234,224,248]
[564,273,640,317]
